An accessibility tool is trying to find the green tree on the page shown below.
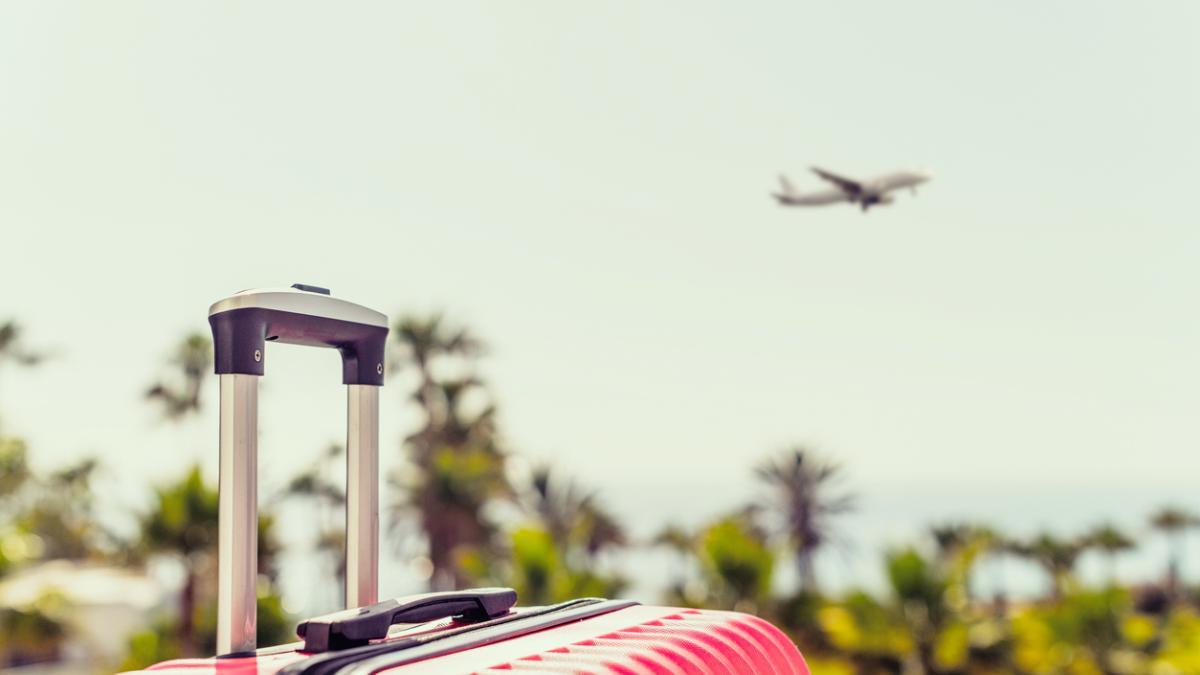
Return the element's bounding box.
[133,465,284,657]
[135,333,288,658]
[18,457,109,561]
[0,603,67,667]
[0,319,42,515]
[145,333,211,420]
[135,465,217,655]
[929,523,974,564]
[0,436,32,508]
[388,314,510,590]
[652,524,695,601]
[137,332,215,654]
[698,514,775,612]
[928,522,998,610]
[1010,588,1130,674]
[1084,522,1135,587]
[526,465,627,568]
[0,321,43,569]
[1150,506,1199,598]
[0,329,69,667]
[0,320,47,387]
[468,465,631,603]
[886,547,950,673]
[0,443,110,566]
[1012,532,1084,601]
[283,442,348,603]
[755,448,855,594]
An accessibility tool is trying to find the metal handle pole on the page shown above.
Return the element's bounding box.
[345,384,379,608]
[217,374,259,655]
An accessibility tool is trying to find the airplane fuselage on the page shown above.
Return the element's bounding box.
[773,168,931,211]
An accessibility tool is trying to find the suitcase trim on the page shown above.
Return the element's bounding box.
[281,599,638,675]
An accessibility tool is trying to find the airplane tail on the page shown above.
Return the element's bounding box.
[776,174,801,199]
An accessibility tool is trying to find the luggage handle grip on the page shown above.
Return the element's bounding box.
[209,285,389,386]
[296,588,518,653]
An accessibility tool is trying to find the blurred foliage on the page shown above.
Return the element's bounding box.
[118,592,291,671]
[757,448,855,594]
[0,601,67,666]
[8,318,1200,674]
[131,464,285,656]
[388,314,512,590]
[700,515,775,611]
[0,417,110,666]
[283,442,348,600]
[0,320,46,369]
[475,526,625,605]
[144,332,211,420]
[452,465,629,605]
[110,334,291,666]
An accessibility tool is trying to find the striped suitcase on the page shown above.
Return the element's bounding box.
[124,286,809,675]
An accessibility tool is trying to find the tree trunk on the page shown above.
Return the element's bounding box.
[1047,567,1063,602]
[797,551,817,594]
[427,521,471,591]
[179,570,197,656]
[1167,533,1183,602]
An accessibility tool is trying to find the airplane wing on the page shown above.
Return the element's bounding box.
[810,167,863,195]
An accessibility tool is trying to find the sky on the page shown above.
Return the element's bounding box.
[2,1,1200,604]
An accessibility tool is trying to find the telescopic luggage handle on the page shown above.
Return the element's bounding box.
[208,285,389,656]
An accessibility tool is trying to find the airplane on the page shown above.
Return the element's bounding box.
[773,167,931,211]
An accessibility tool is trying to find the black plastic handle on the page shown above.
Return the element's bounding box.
[208,285,389,386]
[296,588,518,652]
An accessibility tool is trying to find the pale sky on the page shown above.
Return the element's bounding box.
[3,2,1200,599]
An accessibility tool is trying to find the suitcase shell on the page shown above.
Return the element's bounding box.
[127,287,809,675]
[127,605,808,674]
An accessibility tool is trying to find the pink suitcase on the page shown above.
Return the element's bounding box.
[124,286,809,675]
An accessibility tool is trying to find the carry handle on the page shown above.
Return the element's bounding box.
[209,285,389,656]
[208,284,389,386]
[296,588,518,653]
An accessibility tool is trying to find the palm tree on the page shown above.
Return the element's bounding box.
[391,431,509,590]
[965,525,1012,614]
[929,522,995,606]
[390,314,484,446]
[137,333,217,654]
[145,333,211,420]
[699,513,775,611]
[755,447,855,593]
[0,320,47,426]
[525,465,627,568]
[283,443,348,605]
[20,457,108,560]
[0,321,46,370]
[1149,506,1199,598]
[0,436,31,503]
[0,447,109,566]
[135,465,282,656]
[1015,532,1084,601]
[135,465,219,655]
[652,524,695,593]
[885,547,950,673]
[0,320,42,520]
[579,500,627,561]
[1084,522,1135,587]
[389,314,509,590]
